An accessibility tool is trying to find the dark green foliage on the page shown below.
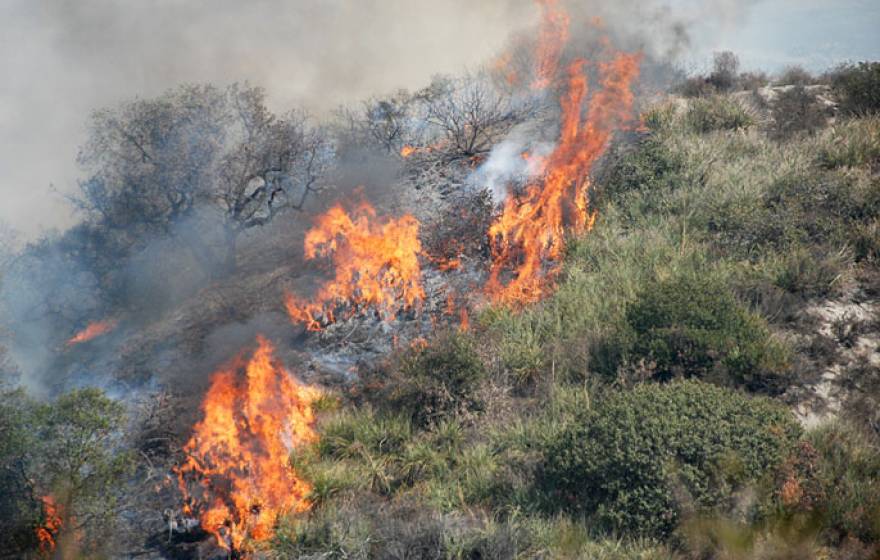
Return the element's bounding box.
[830,62,880,115]
[770,86,828,140]
[386,333,487,428]
[540,380,801,538]
[600,274,790,392]
[0,389,40,555]
[685,96,754,133]
[595,135,688,209]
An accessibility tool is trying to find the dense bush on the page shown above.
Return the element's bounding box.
[595,134,688,208]
[684,96,754,133]
[540,380,801,539]
[830,62,880,115]
[770,86,828,140]
[599,273,790,392]
[385,333,487,428]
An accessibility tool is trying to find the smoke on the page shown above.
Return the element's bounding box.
[1,0,835,397]
[0,0,778,242]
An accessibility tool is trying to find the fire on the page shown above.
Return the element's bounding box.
[485,10,640,304]
[531,0,570,89]
[36,495,62,555]
[285,199,425,331]
[175,336,321,551]
[65,318,117,347]
[400,145,416,158]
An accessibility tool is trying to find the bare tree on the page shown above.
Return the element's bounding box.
[215,85,330,270]
[75,83,329,275]
[423,74,531,161]
[336,90,420,155]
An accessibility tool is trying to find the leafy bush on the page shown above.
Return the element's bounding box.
[540,380,801,538]
[385,333,487,428]
[830,62,880,115]
[770,86,828,140]
[600,273,790,392]
[685,96,754,133]
[595,134,688,208]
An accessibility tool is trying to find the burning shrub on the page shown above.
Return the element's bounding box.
[386,333,487,429]
[600,273,791,392]
[422,188,494,266]
[829,62,880,116]
[539,380,801,539]
[684,96,755,134]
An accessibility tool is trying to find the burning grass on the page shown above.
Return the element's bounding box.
[175,336,321,552]
[284,199,425,331]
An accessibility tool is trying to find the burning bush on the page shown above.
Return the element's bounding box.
[175,336,321,552]
[539,380,801,538]
[598,273,791,393]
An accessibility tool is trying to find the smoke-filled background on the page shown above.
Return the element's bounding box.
[1,0,878,243]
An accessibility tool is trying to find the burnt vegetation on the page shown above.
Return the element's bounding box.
[2,46,880,560]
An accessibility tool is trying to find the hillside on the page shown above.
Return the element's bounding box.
[1,16,879,560]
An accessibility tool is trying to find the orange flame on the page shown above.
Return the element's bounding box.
[65,319,117,347]
[175,336,321,551]
[400,145,416,158]
[531,0,570,89]
[486,26,641,304]
[36,495,62,555]
[285,199,425,331]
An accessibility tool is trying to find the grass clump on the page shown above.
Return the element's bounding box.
[540,380,801,539]
[684,96,754,134]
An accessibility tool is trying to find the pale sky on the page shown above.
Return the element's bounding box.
[0,0,877,244]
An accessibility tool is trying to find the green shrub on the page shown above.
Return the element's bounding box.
[770,86,828,140]
[595,135,688,208]
[830,62,880,115]
[600,273,790,392]
[388,333,487,428]
[540,380,801,539]
[685,96,754,133]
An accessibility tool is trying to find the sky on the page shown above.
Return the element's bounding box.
[0,0,878,245]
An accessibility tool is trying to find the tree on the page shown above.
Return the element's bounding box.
[423,74,531,161]
[32,388,134,558]
[76,83,329,275]
[0,388,40,555]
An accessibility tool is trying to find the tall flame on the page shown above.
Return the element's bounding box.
[36,495,62,555]
[531,0,570,89]
[486,19,640,304]
[285,199,425,331]
[175,336,321,551]
[65,319,117,347]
